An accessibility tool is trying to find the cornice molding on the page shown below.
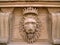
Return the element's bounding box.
[0,0,60,1]
[0,2,60,7]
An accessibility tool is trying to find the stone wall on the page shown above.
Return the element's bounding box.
[0,1,60,45]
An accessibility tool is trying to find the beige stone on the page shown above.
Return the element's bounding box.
[0,1,60,45]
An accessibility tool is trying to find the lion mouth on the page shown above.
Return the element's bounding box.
[27,33,34,39]
[25,29,35,34]
[26,32,35,34]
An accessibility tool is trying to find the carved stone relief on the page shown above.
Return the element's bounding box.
[0,7,50,44]
[9,7,49,44]
[0,8,14,43]
[48,8,60,44]
[20,7,41,43]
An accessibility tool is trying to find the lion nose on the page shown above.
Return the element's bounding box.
[28,24,35,33]
[29,24,33,29]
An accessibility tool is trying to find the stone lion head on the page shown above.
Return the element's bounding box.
[20,14,40,43]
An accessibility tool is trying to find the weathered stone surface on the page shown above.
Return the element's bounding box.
[8,42,52,45]
[0,0,60,1]
[0,8,14,43]
[0,1,60,45]
[9,8,49,43]
[48,8,60,44]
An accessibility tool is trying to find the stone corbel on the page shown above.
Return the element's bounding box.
[48,8,60,44]
[0,8,14,43]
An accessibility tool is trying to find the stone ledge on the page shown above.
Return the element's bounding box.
[0,0,60,2]
[7,42,52,45]
[0,2,60,7]
[53,39,60,44]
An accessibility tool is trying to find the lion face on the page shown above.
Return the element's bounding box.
[24,18,36,34]
[23,15,40,43]
[24,18,37,42]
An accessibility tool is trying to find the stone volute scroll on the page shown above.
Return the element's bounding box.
[21,7,41,43]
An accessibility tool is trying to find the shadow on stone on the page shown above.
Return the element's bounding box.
[0,43,7,45]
